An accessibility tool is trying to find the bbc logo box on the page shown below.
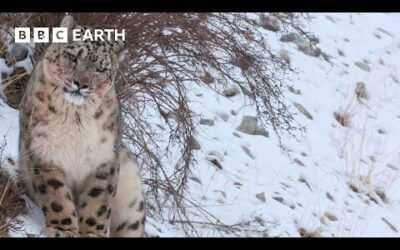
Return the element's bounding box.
[15,27,68,43]
[15,28,125,43]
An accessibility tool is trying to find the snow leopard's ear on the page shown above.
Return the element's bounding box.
[60,15,76,29]
[60,15,76,43]
[112,40,127,62]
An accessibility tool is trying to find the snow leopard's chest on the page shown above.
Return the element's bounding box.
[30,108,118,186]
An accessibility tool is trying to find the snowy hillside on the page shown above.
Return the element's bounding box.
[2,13,400,237]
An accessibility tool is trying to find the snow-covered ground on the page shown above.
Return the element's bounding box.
[2,13,400,237]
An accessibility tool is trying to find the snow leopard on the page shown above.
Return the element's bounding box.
[18,15,145,237]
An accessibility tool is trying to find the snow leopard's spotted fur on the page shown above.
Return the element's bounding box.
[18,16,145,237]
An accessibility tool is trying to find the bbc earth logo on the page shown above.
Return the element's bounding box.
[14,28,126,43]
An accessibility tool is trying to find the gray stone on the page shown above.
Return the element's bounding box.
[200,118,215,126]
[280,32,321,57]
[273,196,284,203]
[237,116,269,137]
[256,192,266,203]
[208,150,224,162]
[337,49,345,57]
[241,145,255,159]
[293,102,313,120]
[259,15,280,32]
[377,129,385,134]
[324,212,338,221]
[200,72,214,84]
[217,112,230,122]
[255,127,269,137]
[325,15,337,23]
[298,45,321,57]
[189,176,202,185]
[279,49,291,64]
[288,86,301,95]
[391,75,399,84]
[233,132,242,138]
[9,43,29,62]
[355,81,367,99]
[280,33,309,47]
[237,116,258,134]
[309,36,320,44]
[209,158,222,170]
[280,33,300,43]
[298,176,312,191]
[326,192,335,202]
[386,163,398,170]
[310,48,322,57]
[190,137,201,150]
[294,158,305,167]
[355,61,371,72]
[222,87,239,97]
[206,151,224,170]
[368,155,376,163]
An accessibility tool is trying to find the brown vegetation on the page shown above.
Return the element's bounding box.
[0,13,312,235]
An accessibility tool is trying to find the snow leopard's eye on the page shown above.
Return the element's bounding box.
[90,54,98,62]
[96,66,107,73]
[67,53,77,63]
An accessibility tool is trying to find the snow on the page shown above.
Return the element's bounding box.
[2,13,400,237]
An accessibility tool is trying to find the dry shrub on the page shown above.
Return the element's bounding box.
[334,111,352,127]
[0,171,25,237]
[334,96,357,128]
[0,39,6,57]
[297,227,321,238]
[0,13,312,235]
[1,68,30,108]
[0,141,26,237]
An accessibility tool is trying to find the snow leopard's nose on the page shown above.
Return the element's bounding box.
[73,80,89,90]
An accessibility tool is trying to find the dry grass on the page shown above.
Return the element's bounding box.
[0,141,26,237]
[333,89,358,128]
[1,68,30,109]
[331,88,400,236]
[334,111,352,127]
[0,29,31,108]
[0,170,25,237]
[0,39,6,57]
[0,13,313,235]
[337,116,400,191]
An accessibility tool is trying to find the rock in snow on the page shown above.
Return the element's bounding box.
[293,102,313,120]
[236,116,269,137]
[256,192,266,202]
[3,13,400,238]
[200,118,215,126]
[259,15,280,32]
[222,87,240,97]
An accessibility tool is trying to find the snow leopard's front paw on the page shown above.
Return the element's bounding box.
[41,227,79,238]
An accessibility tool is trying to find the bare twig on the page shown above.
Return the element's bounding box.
[0,13,310,236]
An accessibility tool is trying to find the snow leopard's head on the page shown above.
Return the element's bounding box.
[42,15,126,105]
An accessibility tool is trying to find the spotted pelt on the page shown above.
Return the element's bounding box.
[18,16,145,237]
